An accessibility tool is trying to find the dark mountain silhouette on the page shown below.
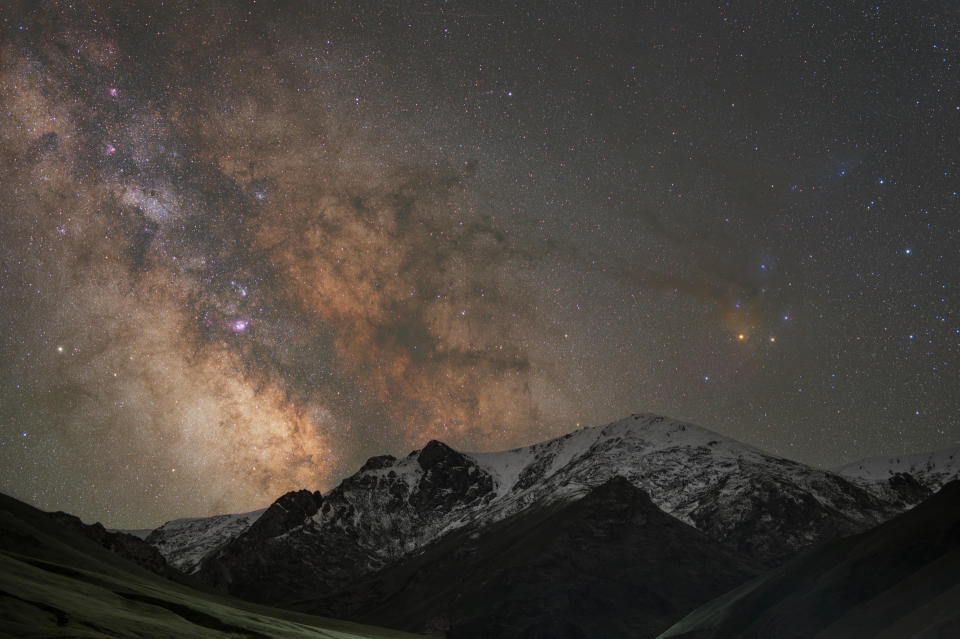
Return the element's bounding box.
[658,480,960,639]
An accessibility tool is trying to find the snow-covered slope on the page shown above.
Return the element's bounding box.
[187,414,907,604]
[457,414,900,560]
[145,508,265,573]
[833,445,960,491]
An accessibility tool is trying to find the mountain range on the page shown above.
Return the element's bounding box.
[144,414,957,637]
[5,413,958,638]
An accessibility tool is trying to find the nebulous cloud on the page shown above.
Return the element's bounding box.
[0,0,545,522]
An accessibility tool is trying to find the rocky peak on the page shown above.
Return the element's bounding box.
[242,489,322,542]
[417,439,464,469]
[358,454,397,473]
[411,440,493,512]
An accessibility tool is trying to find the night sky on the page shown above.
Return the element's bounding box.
[1,1,957,529]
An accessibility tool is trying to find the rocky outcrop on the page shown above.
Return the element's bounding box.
[409,440,493,512]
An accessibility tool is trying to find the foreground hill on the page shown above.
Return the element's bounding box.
[0,492,424,639]
[657,480,960,639]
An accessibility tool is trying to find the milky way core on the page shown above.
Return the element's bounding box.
[1,1,957,527]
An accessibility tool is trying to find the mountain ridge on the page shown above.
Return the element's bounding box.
[176,414,907,609]
[834,444,960,490]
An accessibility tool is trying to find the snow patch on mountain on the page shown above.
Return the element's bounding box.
[834,445,960,491]
[146,508,265,573]
[470,416,745,517]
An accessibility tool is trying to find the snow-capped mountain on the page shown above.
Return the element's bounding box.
[145,508,265,573]
[834,445,960,492]
[184,414,907,605]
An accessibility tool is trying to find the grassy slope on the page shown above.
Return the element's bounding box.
[0,494,425,639]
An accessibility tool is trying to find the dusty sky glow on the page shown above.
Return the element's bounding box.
[1,1,957,528]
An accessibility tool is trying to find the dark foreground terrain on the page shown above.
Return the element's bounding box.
[658,480,960,639]
[0,492,425,639]
[5,416,960,638]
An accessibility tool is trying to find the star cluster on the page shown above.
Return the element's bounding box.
[0,1,956,528]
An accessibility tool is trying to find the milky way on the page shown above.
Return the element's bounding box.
[1,1,957,527]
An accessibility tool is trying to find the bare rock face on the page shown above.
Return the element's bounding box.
[410,440,493,512]
[241,489,323,541]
